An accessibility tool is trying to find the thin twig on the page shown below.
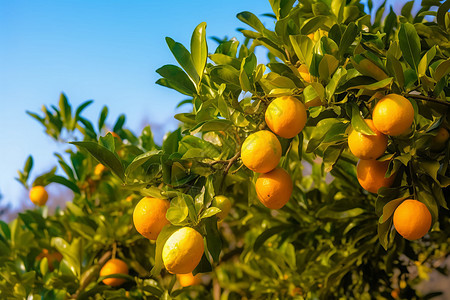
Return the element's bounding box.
[224,150,241,176]
[406,93,450,107]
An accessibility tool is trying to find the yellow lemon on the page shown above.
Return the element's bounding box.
[162,227,204,274]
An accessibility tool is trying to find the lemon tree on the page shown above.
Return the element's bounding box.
[1,0,450,299]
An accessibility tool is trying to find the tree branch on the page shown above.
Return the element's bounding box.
[406,93,450,107]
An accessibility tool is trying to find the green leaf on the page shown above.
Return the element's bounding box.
[73,100,93,131]
[46,176,80,194]
[125,150,162,181]
[380,198,405,223]
[326,67,347,99]
[52,237,82,278]
[204,217,221,263]
[209,53,241,69]
[162,128,182,155]
[237,11,265,33]
[350,103,375,135]
[306,118,342,153]
[316,206,365,219]
[113,114,125,133]
[304,83,325,105]
[190,120,233,135]
[418,46,436,77]
[339,22,358,58]
[348,77,393,91]
[23,155,33,180]
[433,58,450,82]
[99,133,115,153]
[156,65,197,96]
[210,65,241,88]
[301,16,329,35]
[193,253,212,274]
[289,35,314,66]
[384,8,397,47]
[378,216,393,250]
[318,54,339,80]
[386,54,405,88]
[253,224,290,252]
[71,142,125,182]
[190,22,207,83]
[98,106,108,131]
[437,0,450,29]
[166,37,199,86]
[151,225,181,276]
[59,93,72,129]
[166,196,189,225]
[199,207,221,220]
[398,23,421,71]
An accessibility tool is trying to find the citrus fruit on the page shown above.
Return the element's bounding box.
[211,195,231,221]
[372,94,414,136]
[431,127,449,151]
[29,186,48,206]
[265,96,307,139]
[177,273,202,287]
[348,119,388,159]
[255,167,293,209]
[162,227,204,274]
[100,258,129,287]
[133,197,170,240]
[356,159,395,193]
[241,130,282,173]
[298,64,312,83]
[94,163,106,176]
[393,200,432,240]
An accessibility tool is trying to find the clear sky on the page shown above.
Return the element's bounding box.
[0,0,415,211]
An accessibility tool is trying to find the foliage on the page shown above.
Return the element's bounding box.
[1,0,450,299]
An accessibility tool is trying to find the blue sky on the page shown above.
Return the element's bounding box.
[0,0,416,211]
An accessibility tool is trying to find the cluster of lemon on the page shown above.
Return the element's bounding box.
[105,195,230,288]
[348,94,432,240]
[241,96,308,209]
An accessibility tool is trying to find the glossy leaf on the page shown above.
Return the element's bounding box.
[71,142,125,182]
[398,23,421,71]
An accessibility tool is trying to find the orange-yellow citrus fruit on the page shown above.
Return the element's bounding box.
[348,119,388,160]
[211,195,231,221]
[133,197,170,240]
[94,163,106,176]
[256,167,293,209]
[241,130,282,173]
[29,186,48,206]
[431,127,449,151]
[393,200,432,240]
[356,159,395,193]
[177,273,202,287]
[162,227,204,274]
[372,94,414,136]
[265,96,307,139]
[100,258,129,287]
[298,64,312,83]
